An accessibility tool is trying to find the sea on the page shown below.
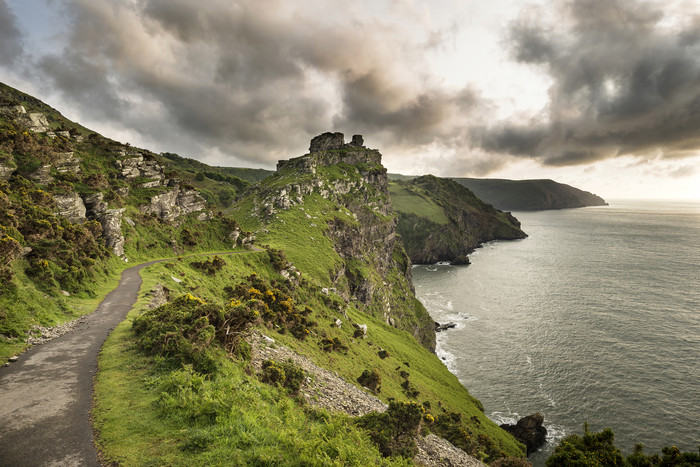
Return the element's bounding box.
[412,200,700,466]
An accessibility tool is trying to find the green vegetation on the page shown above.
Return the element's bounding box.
[547,424,700,467]
[389,176,527,264]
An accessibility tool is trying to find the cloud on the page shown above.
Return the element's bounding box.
[477,0,700,166]
[8,0,481,167]
[0,0,24,65]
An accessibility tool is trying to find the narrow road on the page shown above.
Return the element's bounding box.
[0,250,258,466]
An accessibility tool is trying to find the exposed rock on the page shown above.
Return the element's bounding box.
[0,161,15,180]
[115,152,165,185]
[56,130,71,139]
[349,134,364,147]
[309,131,346,152]
[53,152,82,174]
[354,323,368,338]
[53,192,87,224]
[28,165,53,185]
[20,110,51,133]
[147,284,170,309]
[98,208,125,256]
[500,413,547,455]
[139,187,206,221]
[435,322,457,332]
[83,193,107,218]
[333,318,342,328]
[415,434,487,467]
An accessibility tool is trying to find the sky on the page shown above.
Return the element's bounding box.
[1,0,700,200]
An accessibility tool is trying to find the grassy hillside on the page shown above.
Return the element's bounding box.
[451,178,608,211]
[388,173,608,211]
[390,176,527,264]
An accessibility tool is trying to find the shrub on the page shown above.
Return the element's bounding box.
[320,336,348,353]
[546,424,624,467]
[356,401,424,458]
[191,255,225,275]
[357,368,382,393]
[260,359,306,394]
[224,274,316,340]
[133,293,260,373]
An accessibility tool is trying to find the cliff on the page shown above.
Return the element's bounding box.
[233,132,436,351]
[390,175,527,264]
[451,177,608,211]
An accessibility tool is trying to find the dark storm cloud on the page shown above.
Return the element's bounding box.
[0,0,23,65]
[478,0,700,166]
[12,0,479,166]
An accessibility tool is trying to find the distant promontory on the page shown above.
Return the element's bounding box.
[450,178,608,211]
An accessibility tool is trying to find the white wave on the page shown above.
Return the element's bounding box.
[436,261,451,266]
[446,300,454,311]
[434,339,459,375]
[526,355,532,365]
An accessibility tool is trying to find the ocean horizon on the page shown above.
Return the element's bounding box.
[413,199,700,465]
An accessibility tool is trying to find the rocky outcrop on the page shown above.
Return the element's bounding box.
[500,413,547,455]
[83,193,108,218]
[28,165,53,185]
[139,186,206,221]
[115,152,165,187]
[53,152,82,174]
[309,132,346,152]
[53,192,86,224]
[0,104,51,133]
[0,161,15,181]
[98,208,125,256]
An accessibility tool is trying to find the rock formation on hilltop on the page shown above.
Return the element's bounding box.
[235,132,436,351]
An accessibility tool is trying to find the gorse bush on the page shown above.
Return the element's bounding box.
[260,359,306,394]
[224,273,316,340]
[357,368,382,393]
[190,255,225,275]
[133,293,260,373]
[356,401,424,459]
[547,423,700,467]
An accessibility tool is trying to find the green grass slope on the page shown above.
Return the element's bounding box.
[95,250,525,464]
[390,176,527,264]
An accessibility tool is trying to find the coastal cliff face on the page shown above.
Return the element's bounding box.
[234,132,436,351]
[390,175,527,264]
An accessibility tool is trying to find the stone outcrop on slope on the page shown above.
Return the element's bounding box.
[139,186,207,222]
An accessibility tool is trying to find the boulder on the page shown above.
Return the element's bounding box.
[435,322,457,332]
[500,412,547,455]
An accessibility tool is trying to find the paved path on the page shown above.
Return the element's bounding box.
[0,250,257,466]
